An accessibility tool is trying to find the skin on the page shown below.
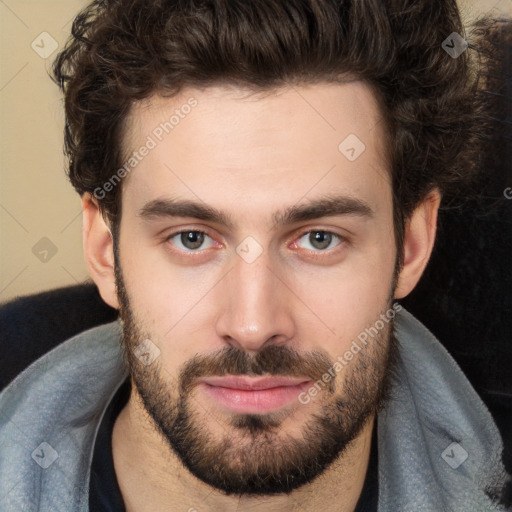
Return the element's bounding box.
[82,82,441,512]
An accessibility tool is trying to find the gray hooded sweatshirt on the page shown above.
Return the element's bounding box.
[0,307,509,511]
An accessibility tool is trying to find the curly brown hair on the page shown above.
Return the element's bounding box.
[52,0,494,270]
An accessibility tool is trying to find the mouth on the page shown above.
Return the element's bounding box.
[198,375,313,414]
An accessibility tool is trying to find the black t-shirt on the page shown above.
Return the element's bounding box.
[89,378,378,511]
[89,377,131,511]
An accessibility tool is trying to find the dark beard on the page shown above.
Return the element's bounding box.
[114,259,399,496]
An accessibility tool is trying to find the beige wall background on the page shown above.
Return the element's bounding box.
[1,0,511,302]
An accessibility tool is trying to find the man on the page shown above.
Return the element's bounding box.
[0,0,509,510]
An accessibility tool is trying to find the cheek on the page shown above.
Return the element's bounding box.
[118,237,226,372]
[291,248,395,358]
[118,229,214,325]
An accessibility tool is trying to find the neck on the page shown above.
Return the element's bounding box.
[112,384,374,512]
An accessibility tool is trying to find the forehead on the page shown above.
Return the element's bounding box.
[119,81,391,225]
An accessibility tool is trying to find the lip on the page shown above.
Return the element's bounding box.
[198,375,313,414]
[201,375,312,390]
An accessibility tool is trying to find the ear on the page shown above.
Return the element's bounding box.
[394,188,441,299]
[82,193,119,309]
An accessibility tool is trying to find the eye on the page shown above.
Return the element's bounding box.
[165,230,216,252]
[295,230,344,252]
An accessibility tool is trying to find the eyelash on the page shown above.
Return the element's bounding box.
[163,228,346,257]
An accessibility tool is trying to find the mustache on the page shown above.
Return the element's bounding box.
[176,343,336,395]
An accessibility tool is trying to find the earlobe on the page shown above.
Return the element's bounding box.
[394,188,441,299]
[82,193,119,309]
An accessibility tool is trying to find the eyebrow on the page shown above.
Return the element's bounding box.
[138,194,374,229]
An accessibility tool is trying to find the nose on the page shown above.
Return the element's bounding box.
[215,247,296,354]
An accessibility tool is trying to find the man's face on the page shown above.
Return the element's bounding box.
[114,82,399,495]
